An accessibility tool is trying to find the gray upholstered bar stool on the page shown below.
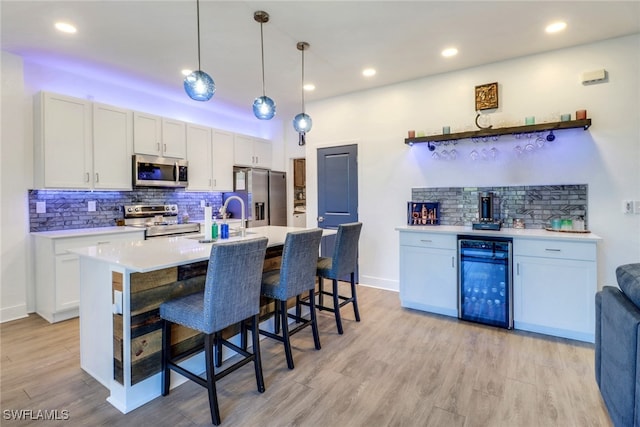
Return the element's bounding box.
[159,237,268,426]
[259,229,323,369]
[314,222,363,334]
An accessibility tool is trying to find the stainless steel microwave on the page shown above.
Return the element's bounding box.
[133,155,188,188]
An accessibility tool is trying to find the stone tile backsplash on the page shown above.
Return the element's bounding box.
[411,184,588,229]
[28,188,224,232]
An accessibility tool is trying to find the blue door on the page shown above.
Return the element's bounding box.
[317,144,358,276]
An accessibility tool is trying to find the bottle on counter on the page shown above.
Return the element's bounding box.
[212,220,218,239]
[220,221,229,239]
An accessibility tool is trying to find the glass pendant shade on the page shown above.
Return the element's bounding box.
[293,113,312,133]
[184,70,215,101]
[252,95,276,120]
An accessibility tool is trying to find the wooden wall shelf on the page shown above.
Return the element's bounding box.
[404,119,591,145]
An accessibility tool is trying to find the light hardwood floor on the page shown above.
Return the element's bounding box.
[1,284,612,426]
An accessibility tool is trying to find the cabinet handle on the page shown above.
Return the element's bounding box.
[516,263,520,275]
[420,239,432,243]
[85,172,90,182]
[545,248,562,252]
[451,256,455,268]
[156,142,160,151]
[256,156,259,164]
[164,143,167,153]
[95,173,99,183]
[96,241,110,245]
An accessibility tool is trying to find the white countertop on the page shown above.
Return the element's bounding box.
[395,225,601,242]
[31,226,144,239]
[69,226,335,273]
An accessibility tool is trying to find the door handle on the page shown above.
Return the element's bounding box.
[318,216,324,223]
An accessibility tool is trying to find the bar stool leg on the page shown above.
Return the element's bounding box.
[280,300,295,369]
[351,272,360,322]
[332,279,344,334]
[251,315,266,393]
[215,332,223,368]
[295,295,302,323]
[161,320,171,396]
[204,334,221,425]
[309,289,321,350]
[274,300,281,334]
[318,276,324,308]
[240,320,249,351]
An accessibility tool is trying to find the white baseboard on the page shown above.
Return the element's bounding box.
[0,304,28,323]
[359,275,398,292]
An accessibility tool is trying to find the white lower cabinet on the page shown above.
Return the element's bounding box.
[34,230,144,323]
[397,228,599,343]
[399,232,457,316]
[513,239,597,342]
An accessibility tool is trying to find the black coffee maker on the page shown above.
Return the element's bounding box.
[472,192,502,230]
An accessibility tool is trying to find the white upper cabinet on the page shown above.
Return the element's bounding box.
[34,93,131,190]
[35,92,93,189]
[234,134,272,169]
[133,111,162,156]
[133,112,186,159]
[211,129,234,191]
[186,124,213,191]
[186,126,234,192]
[92,103,133,190]
[253,137,272,169]
[161,118,187,159]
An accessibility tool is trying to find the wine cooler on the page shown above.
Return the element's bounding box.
[458,235,513,329]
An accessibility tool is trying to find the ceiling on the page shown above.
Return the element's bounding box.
[2,1,639,119]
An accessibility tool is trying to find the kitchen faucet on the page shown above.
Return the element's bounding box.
[220,196,246,237]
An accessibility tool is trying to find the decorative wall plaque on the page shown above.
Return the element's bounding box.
[475,82,498,110]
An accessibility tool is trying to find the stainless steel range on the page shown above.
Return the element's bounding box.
[123,204,200,239]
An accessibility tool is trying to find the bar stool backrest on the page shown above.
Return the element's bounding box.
[275,229,323,300]
[329,222,363,279]
[203,237,268,332]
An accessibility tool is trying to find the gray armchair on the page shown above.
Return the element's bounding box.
[595,263,640,427]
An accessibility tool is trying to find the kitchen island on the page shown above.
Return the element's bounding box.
[70,226,334,414]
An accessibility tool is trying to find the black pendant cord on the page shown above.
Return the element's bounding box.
[301,46,305,114]
[196,0,202,72]
[260,22,266,97]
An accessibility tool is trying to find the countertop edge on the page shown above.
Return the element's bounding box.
[394,225,601,242]
[69,226,336,273]
[31,226,145,239]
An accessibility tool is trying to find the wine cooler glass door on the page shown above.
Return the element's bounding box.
[458,237,513,329]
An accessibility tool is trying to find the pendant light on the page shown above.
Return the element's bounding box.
[293,42,312,146]
[252,11,276,120]
[184,0,215,101]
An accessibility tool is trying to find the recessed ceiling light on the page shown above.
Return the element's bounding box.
[362,68,376,77]
[545,21,567,33]
[441,47,458,58]
[303,84,315,91]
[181,69,192,76]
[54,22,77,34]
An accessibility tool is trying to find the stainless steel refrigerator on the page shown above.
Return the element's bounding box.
[223,167,287,227]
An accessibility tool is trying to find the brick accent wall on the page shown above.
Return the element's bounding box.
[411,184,587,229]
[28,189,223,232]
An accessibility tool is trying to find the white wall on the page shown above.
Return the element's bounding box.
[1,51,30,322]
[303,34,640,290]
